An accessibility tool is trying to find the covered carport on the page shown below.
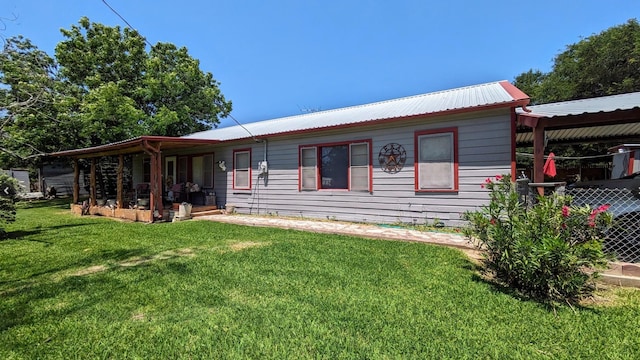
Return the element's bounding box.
[516,92,640,263]
[516,91,640,184]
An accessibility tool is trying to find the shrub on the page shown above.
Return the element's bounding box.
[463,175,611,305]
[0,173,19,239]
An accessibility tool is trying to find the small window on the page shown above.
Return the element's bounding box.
[415,128,458,191]
[300,147,317,190]
[350,143,370,191]
[299,140,371,192]
[233,149,251,190]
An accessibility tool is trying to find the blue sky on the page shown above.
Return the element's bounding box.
[2,0,639,128]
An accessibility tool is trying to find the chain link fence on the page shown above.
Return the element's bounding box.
[565,187,640,263]
[517,181,640,263]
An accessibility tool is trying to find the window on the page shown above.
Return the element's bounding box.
[233,149,251,190]
[143,158,151,183]
[350,143,370,191]
[177,156,188,183]
[299,140,371,192]
[202,154,214,188]
[300,147,317,190]
[415,127,458,192]
[321,145,348,189]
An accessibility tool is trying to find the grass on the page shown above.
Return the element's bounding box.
[1,200,640,359]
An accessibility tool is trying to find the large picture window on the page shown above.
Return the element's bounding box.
[299,140,372,192]
[233,149,251,190]
[192,154,214,188]
[415,127,458,192]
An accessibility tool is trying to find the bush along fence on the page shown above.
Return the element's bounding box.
[463,175,612,305]
[566,187,640,263]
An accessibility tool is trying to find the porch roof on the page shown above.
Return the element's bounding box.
[48,136,221,159]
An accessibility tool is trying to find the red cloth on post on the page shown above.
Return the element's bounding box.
[543,152,557,178]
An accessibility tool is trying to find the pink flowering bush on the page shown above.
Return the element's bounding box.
[463,175,612,304]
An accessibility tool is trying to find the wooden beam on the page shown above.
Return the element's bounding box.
[517,114,540,128]
[155,151,163,219]
[149,153,156,223]
[90,158,97,206]
[147,151,163,222]
[542,108,640,130]
[533,124,545,196]
[73,159,80,204]
[117,154,124,209]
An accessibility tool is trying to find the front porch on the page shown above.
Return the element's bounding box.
[50,136,223,223]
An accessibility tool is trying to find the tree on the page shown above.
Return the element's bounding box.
[55,17,232,144]
[0,17,232,169]
[512,69,546,105]
[0,36,75,169]
[514,19,640,104]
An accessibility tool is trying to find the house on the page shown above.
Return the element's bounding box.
[184,80,531,226]
[51,80,530,225]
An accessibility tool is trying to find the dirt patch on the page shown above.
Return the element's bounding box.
[67,248,197,277]
[119,248,195,267]
[131,312,146,321]
[70,265,108,276]
[460,248,483,265]
[228,241,270,252]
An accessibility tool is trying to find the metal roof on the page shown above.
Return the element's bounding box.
[516,92,640,118]
[186,80,528,141]
[516,92,640,145]
[49,136,221,158]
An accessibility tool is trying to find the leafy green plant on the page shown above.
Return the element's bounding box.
[463,175,612,305]
[0,173,19,238]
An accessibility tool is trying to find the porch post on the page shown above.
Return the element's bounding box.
[155,151,163,218]
[148,151,163,222]
[149,153,157,223]
[72,158,80,204]
[533,124,545,195]
[90,158,97,206]
[117,154,124,209]
[141,140,164,222]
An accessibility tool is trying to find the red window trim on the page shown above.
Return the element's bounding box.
[414,127,459,193]
[298,139,373,192]
[233,148,252,190]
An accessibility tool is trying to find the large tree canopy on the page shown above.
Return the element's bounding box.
[514,19,640,104]
[0,17,231,168]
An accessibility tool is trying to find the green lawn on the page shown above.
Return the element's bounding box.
[1,200,640,359]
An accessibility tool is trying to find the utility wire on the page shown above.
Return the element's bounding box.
[228,113,259,141]
[100,0,153,47]
[100,1,258,143]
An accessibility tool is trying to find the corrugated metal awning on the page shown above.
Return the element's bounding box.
[516,92,640,145]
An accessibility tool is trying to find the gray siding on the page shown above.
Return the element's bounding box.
[213,109,513,227]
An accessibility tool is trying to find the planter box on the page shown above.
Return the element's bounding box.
[69,203,151,222]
